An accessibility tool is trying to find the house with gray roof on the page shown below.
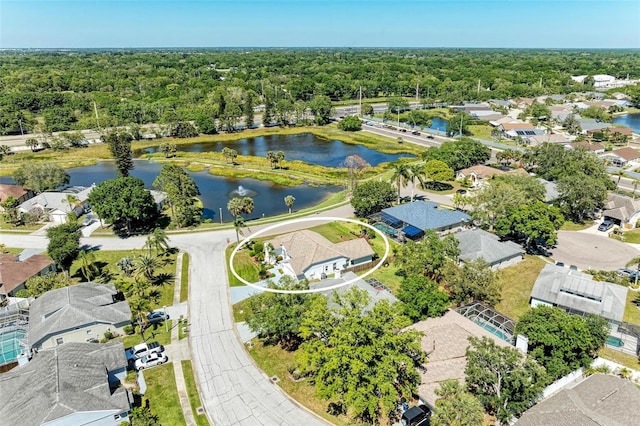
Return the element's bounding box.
[576,118,613,134]
[454,229,524,269]
[0,341,132,426]
[376,201,470,240]
[516,374,640,426]
[19,185,93,224]
[530,264,628,324]
[28,282,131,350]
[603,193,640,227]
[537,178,559,203]
[309,271,398,312]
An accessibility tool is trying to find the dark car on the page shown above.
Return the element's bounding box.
[555,261,565,267]
[598,220,614,232]
[401,405,431,426]
[426,135,435,139]
[456,189,467,195]
[411,130,420,135]
[147,311,170,324]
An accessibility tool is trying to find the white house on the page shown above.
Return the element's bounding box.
[19,185,94,224]
[267,230,375,281]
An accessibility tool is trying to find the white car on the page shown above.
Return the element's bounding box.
[134,352,168,370]
[125,341,164,361]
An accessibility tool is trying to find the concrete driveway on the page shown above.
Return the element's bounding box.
[554,230,640,270]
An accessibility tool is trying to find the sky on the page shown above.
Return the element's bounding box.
[1,0,639,49]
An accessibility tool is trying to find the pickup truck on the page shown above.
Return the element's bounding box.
[401,405,431,426]
[125,341,164,361]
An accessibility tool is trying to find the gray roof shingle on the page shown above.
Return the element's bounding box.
[454,229,524,266]
[530,264,628,322]
[516,374,640,425]
[382,201,470,232]
[28,282,131,349]
[0,341,130,426]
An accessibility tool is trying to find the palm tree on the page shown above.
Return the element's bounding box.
[389,162,412,204]
[408,164,424,201]
[233,215,245,244]
[241,197,254,216]
[78,249,99,281]
[284,195,295,213]
[25,137,39,152]
[266,150,277,169]
[126,278,153,337]
[614,170,625,188]
[145,227,170,256]
[227,197,244,217]
[134,254,160,281]
[117,257,134,276]
[276,151,285,169]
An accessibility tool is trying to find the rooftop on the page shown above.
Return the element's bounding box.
[530,264,628,323]
[0,341,130,426]
[0,253,54,295]
[382,201,470,232]
[454,229,524,266]
[19,186,92,214]
[0,184,29,202]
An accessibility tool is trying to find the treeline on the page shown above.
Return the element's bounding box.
[1,48,639,135]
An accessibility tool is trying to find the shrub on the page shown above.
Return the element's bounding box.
[337,116,362,131]
[123,325,135,335]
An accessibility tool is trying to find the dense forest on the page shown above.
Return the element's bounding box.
[1,48,639,135]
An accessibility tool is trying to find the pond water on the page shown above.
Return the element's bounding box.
[612,113,640,134]
[423,117,448,132]
[46,161,341,222]
[137,133,414,167]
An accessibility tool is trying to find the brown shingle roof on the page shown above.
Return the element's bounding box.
[0,184,28,202]
[458,165,506,179]
[611,147,640,161]
[0,254,54,295]
[501,122,535,131]
[570,141,605,152]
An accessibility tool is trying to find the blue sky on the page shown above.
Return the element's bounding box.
[1,1,639,48]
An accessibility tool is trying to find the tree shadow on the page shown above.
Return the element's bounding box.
[153,272,175,287]
[422,181,453,191]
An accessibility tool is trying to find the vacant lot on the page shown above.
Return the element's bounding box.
[495,255,548,320]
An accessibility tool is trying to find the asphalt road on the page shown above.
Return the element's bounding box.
[554,229,639,270]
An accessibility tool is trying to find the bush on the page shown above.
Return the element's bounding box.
[123,325,135,335]
[338,116,362,131]
[14,289,31,298]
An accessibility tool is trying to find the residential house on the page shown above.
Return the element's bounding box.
[527,133,571,146]
[530,264,628,324]
[0,342,132,426]
[587,126,634,138]
[0,184,34,212]
[602,193,640,227]
[456,165,528,188]
[454,229,524,269]
[577,118,612,134]
[309,271,398,311]
[0,254,55,298]
[499,122,545,139]
[267,230,375,281]
[373,201,471,239]
[408,309,512,408]
[600,147,640,167]
[516,374,640,426]
[28,282,131,350]
[630,136,640,148]
[19,185,93,224]
[569,141,606,154]
[488,99,514,109]
[489,116,517,127]
[537,178,560,203]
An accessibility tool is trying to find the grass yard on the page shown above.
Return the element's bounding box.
[623,291,640,325]
[0,246,24,255]
[180,252,190,303]
[248,341,351,426]
[495,255,548,320]
[69,249,177,309]
[468,124,495,141]
[142,363,186,426]
[598,347,640,371]
[233,298,253,323]
[181,360,210,426]
[121,320,173,348]
[308,221,355,243]
[621,229,640,244]
[561,220,595,231]
[361,262,402,295]
[226,244,260,287]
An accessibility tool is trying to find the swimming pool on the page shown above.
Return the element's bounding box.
[0,331,27,365]
[472,319,513,343]
[373,223,397,236]
[606,336,624,348]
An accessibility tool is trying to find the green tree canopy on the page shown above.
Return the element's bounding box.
[514,306,609,381]
[397,274,449,322]
[431,380,485,426]
[47,222,82,271]
[395,230,460,281]
[153,164,202,227]
[495,201,564,247]
[423,159,454,183]
[13,162,70,194]
[337,115,362,131]
[443,258,502,307]
[88,177,158,235]
[309,95,333,125]
[24,272,72,298]
[173,121,199,138]
[350,180,395,217]
[421,139,491,171]
[465,336,548,423]
[103,130,134,177]
[296,287,425,424]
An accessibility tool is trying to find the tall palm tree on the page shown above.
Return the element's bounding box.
[78,249,99,281]
[126,278,153,337]
[227,197,244,217]
[145,227,170,256]
[408,164,425,201]
[233,215,245,244]
[284,195,295,213]
[241,197,254,216]
[134,254,160,281]
[389,162,412,204]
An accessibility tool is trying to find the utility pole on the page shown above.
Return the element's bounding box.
[18,119,24,139]
[397,109,400,129]
[93,101,101,133]
[477,79,481,96]
[459,113,464,137]
[416,82,419,103]
[359,86,362,117]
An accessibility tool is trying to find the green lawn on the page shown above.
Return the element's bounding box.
[248,341,350,426]
[623,291,640,325]
[0,246,24,255]
[181,360,210,426]
[561,220,594,231]
[121,320,173,348]
[360,262,402,294]
[308,222,355,243]
[226,244,260,287]
[233,297,253,323]
[142,363,186,426]
[621,229,640,244]
[468,124,495,141]
[180,252,190,303]
[69,249,177,309]
[598,347,640,371]
[495,256,548,320]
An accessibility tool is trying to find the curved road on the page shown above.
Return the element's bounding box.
[0,227,327,425]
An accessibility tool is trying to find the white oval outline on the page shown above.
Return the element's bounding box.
[229,216,390,294]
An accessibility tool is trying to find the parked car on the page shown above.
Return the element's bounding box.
[555,261,565,267]
[598,220,614,232]
[569,265,578,271]
[456,189,467,195]
[147,311,170,324]
[426,135,435,139]
[401,405,431,426]
[126,341,165,361]
[411,130,420,135]
[134,352,169,370]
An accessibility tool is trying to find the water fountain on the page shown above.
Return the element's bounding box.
[228,185,258,198]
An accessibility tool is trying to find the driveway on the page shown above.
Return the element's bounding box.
[554,230,640,270]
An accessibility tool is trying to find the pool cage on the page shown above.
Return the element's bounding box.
[456,302,516,345]
[0,303,30,367]
[368,212,424,241]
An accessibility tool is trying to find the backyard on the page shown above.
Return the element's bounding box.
[494,255,548,320]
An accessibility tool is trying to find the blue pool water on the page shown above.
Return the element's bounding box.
[0,331,26,364]
[605,336,624,348]
[472,319,512,343]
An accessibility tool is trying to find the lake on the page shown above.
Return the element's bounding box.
[612,113,640,134]
[3,161,341,222]
[138,133,414,167]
